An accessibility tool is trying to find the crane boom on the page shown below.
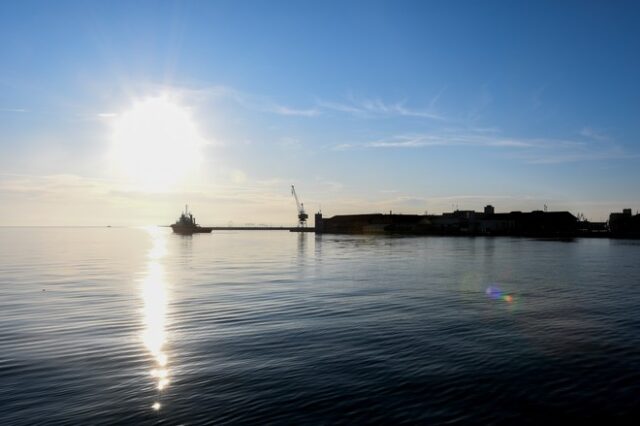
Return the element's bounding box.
[291,185,303,213]
[291,185,308,227]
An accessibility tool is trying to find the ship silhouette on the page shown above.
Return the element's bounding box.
[171,205,212,234]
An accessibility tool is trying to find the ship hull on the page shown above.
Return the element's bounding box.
[171,225,213,234]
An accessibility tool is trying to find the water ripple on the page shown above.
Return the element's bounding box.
[1,229,639,424]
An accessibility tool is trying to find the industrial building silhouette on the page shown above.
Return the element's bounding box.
[313,206,640,238]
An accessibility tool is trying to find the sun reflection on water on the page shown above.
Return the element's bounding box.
[141,227,170,410]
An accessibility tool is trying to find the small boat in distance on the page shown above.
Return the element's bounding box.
[171,205,213,234]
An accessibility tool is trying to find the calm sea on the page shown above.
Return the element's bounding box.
[1,227,639,424]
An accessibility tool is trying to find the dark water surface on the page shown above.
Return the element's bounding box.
[1,227,639,424]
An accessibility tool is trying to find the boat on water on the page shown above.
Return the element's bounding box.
[171,205,213,234]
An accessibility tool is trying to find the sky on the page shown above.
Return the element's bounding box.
[1,0,639,225]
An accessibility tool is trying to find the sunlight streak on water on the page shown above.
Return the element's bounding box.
[141,227,170,409]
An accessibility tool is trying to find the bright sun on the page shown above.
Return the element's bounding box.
[110,95,206,191]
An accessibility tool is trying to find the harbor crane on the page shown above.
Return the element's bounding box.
[291,185,308,227]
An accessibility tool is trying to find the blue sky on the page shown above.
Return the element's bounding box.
[1,0,639,225]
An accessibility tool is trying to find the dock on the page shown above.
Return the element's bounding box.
[209,226,315,232]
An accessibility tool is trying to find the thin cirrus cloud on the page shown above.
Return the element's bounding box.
[579,127,611,142]
[316,94,445,120]
[334,132,534,150]
[268,105,320,117]
[194,85,321,117]
[368,133,533,148]
[191,85,444,120]
[333,129,632,164]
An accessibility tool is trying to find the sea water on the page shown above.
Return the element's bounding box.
[1,227,639,424]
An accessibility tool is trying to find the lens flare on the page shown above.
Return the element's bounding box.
[486,285,515,303]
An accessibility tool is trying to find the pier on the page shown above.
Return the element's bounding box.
[208,226,315,232]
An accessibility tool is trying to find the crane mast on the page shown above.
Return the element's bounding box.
[291,185,308,227]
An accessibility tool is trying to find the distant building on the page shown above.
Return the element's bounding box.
[609,208,640,237]
[315,206,577,237]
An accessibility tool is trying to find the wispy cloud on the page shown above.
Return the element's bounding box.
[0,108,27,113]
[168,84,448,120]
[268,105,320,117]
[190,85,320,117]
[314,100,362,114]
[317,93,444,120]
[366,133,533,149]
[333,143,356,151]
[335,131,535,150]
[579,127,611,142]
[333,127,634,165]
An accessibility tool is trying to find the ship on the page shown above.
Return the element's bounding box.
[171,205,213,234]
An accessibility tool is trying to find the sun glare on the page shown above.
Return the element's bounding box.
[110,95,206,191]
